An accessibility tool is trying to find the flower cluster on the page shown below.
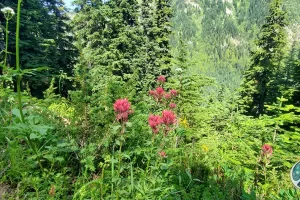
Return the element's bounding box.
[148,76,180,158]
[170,89,177,96]
[148,115,162,134]
[165,93,171,99]
[149,88,178,103]
[202,144,209,153]
[158,151,167,158]
[113,98,132,122]
[261,144,273,157]
[162,110,176,125]
[157,75,166,83]
[169,103,176,109]
[1,7,15,15]
[175,68,183,73]
[149,87,166,101]
[1,7,15,20]
[149,75,178,104]
[148,110,176,134]
[179,117,189,128]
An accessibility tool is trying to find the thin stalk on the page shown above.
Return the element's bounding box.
[146,137,154,173]
[118,122,125,175]
[175,136,179,148]
[111,145,115,195]
[58,76,61,95]
[273,125,278,143]
[130,162,134,194]
[273,97,282,143]
[16,0,43,169]
[16,0,25,123]
[100,165,105,199]
[4,19,9,69]
[118,141,122,176]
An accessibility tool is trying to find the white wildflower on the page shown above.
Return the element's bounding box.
[1,7,15,16]
[175,68,183,73]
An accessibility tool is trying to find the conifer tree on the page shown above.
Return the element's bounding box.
[289,43,300,102]
[155,0,172,75]
[240,0,288,115]
[73,0,142,86]
[139,0,174,91]
[73,0,174,93]
[138,0,160,91]
[0,0,77,97]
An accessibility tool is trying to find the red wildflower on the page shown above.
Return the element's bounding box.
[149,90,156,96]
[149,87,166,101]
[116,112,129,122]
[169,103,176,109]
[113,98,132,122]
[148,115,162,134]
[165,93,171,99]
[262,144,273,156]
[156,87,165,97]
[114,98,131,113]
[170,89,178,97]
[162,110,176,125]
[157,75,166,83]
[158,151,167,158]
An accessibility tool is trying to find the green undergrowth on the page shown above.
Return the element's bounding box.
[0,83,299,199]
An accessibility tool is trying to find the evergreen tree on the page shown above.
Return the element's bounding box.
[138,0,160,91]
[289,42,300,103]
[170,38,213,127]
[73,0,174,94]
[155,0,172,75]
[139,0,174,91]
[0,0,77,97]
[240,0,288,115]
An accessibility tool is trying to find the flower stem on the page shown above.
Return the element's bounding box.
[16,0,25,123]
[111,146,115,195]
[15,0,42,169]
[4,19,9,69]
[146,137,154,173]
[118,141,123,176]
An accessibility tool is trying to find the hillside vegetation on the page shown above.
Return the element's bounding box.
[0,0,299,199]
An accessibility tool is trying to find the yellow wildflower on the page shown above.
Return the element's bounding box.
[202,144,209,153]
[179,117,189,128]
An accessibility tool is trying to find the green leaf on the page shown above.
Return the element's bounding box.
[12,108,22,120]
[112,125,121,134]
[55,157,65,162]
[126,122,132,127]
[112,177,121,183]
[283,161,292,168]
[6,123,29,132]
[115,139,121,146]
[193,179,203,183]
[229,158,242,165]
[185,169,192,181]
[30,133,39,139]
[122,154,131,160]
[31,125,52,135]
[43,154,54,161]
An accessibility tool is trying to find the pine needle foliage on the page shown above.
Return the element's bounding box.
[240,0,288,116]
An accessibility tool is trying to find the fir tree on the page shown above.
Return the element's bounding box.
[73,0,142,86]
[240,0,288,115]
[155,0,172,75]
[289,43,300,103]
[73,0,174,93]
[0,0,77,97]
[138,0,160,91]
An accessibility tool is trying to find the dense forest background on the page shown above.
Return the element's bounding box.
[0,0,300,199]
